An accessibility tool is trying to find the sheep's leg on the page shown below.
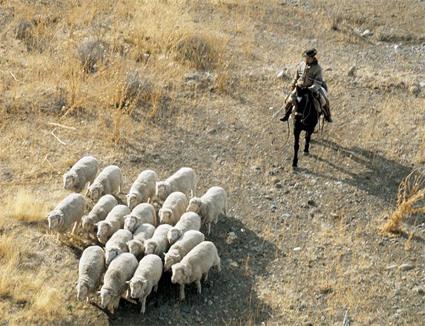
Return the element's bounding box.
[140,297,146,314]
[71,221,79,235]
[216,259,222,272]
[179,284,185,301]
[203,272,209,282]
[207,223,211,235]
[195,280,202,294]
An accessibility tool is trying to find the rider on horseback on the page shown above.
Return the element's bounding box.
[280,48,332,123]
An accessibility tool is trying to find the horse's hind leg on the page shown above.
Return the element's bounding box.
[293,125,301,168]
[304,130,312,154]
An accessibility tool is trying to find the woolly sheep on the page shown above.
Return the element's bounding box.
[96,205,130,244]
[127,170,158,210]
[87,165,123,202]
[158,192,188,225]
[81,195,118,233]
[123,203,156,233]
[155,167,197,202]
[47,193,86,233]
[127,223,156,257]
[76,246,105,302]
[164,230,205,271]
[186,186,227,234]
[127,254,163,314]
[167,212,201,245]
[171,241,221,301]
[144,224,172,257]
[98,253,138,313]
[63,156,99,193]
[105,229,133,265]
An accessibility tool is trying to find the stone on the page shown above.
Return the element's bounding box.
[419,81,425,88]
[409,84,421,96]
[413,286,425,295]
[399,263,414,271]
[347,65,357,77]
[361,29,373,37]
[293,247,302,252]
[226,232,238,244]
[386,264,398,271]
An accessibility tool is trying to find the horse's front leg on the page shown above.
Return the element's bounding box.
[304,130,312,154]
[293,124,301,168]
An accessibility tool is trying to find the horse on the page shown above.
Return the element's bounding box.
[291,87,319,168]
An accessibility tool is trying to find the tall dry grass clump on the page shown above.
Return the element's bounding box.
[6,190,49,222]
[381,167,425,233]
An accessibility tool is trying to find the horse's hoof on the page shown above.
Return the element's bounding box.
[303,151,309,156]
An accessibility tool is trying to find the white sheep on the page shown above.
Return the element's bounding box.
[167,212,201,245]
[105,229,133,265]
[127,254,163,314]
[47,193,86,233]
[158,192,188,225]
[63,156,99,193]
[127,170,158,210]
[98,253,138,313]
[164,230,205,271]
[123,203,157,233]
[186,186,227,234]
[171,241,221,301]
[144,224,172,257]
[155,167,197,202]
[81,195,118,233]
[96,205,130,244]
[87,165,123,202]
[127,223,156,257]
[76,245,105,302]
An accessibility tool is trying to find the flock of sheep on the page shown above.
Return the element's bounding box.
[47,156,227,314]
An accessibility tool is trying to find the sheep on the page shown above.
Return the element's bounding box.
[127,223,156,257]
[76,245,105,302]
[164,230,205,271]
[171,241,221,301]
[47,193,86,233]
[127,170,158,210]
[81,195,118,233]
[144,224,172,257]
[158,192,188,226]
[105,229,133,265]
[127,254,163,314]
[186,186,227,235]
[96,205,130,244]
[87,165,123,202]
[63,156,99,193]
[98,253,138,313]
[123,203,156,233]
[155,167,197,202]
[167,212,201,245]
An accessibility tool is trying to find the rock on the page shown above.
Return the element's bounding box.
[275,182,283,189]
[276,69,289,80]
[226,232,238,244]
[77,39,108,73]
[293,247,302,252]
[307,199,317,207]
[228,259,239,268]
[409,84,421,96]
[413,286,425,295]
[272,178,281,185]
[361,29,373,37]
[419,81,425,88]
[399,263,414,271]
[271,203,277,212]
[347,65,357,77]
[386,264,398,271]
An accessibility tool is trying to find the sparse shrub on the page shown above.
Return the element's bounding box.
[15,17,55,52]
[6,190,49,223]
[116,71,153,111]
[77,39,108,73]
[15,19,33,41]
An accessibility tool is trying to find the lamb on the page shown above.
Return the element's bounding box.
[63,156,99,193]
[167,212,201,245]
[47,193,86,233]
[123,203,157,233]
[186,186,227,234]
[127,223,156,257]
[171,241,221,301]
[164,230,205,271]
[127,170,158,210]
[98,253,138,313]
[76,245,105,302]
[87,165,123,202]
[96,205,130,244]
[81,195,118,233]
[158,192,188,226]
[144,224,172,257]
[127,254,163,314]
[105,229,133,265]
[155,167,197,202]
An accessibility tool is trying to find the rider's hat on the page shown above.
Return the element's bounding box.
[303,48,317,57]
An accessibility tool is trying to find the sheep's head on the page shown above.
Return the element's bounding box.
[63,171,78,190]
[159,208,173,224]
[127,239,143,256]
[167,228,182,245]
[81,215,95,232]
[88,184,103,202]
[164,251,180,271]
[126,194,140,210]
[98,288,113,309]
[187,198,202,213]
[47,210,64,230]
[127,279,148,299]
[155,182,169,201]
[76,282,88,301]
[124,215,138,232]
[105,247,120,265]
[96,222,111,244]
[144,240,156,255]
[171,263,191,284]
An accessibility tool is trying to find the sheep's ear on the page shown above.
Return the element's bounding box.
[125,281,131,285]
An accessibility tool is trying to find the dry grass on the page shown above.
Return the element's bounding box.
[6,190,49,222]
